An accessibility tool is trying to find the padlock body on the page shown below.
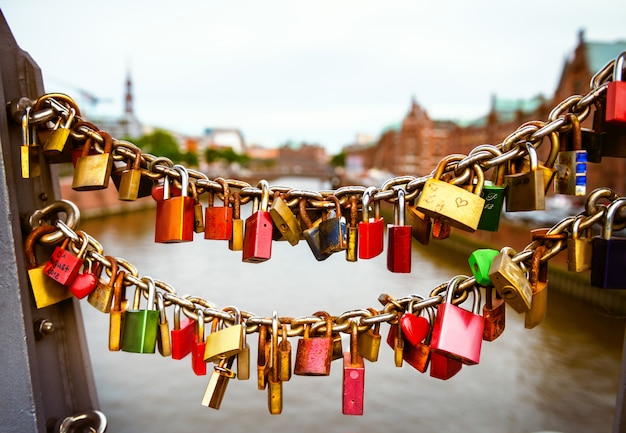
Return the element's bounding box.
[21,144,41,178]
[406,208,431,245]
[205,206,233,240]
[319,217,347,254]
[342,352,365,415]
[482,298,506,341]
[201,367,233,410]
[524,282,548,329]
[118,169,142,201]
[28,266,72,309]
[229,218,245,251]
[43,246,83,286]
[303,227,331,261]
[192,341,207,375]
[113,165,154,198]
[477,184,506,231]
[294,337,333,376]
[204,324,244,362]
[43,128,70,153]
[269,197,301,246]
[607,81,626,125]
[109,310,125,351]
[72,153,113,191]
[242,210,273,263]
[416,179,485,232]
[386,225,412,273]
[591,237,626,289]
[121,309,159,353]
[430,303,484,365]
[358,217,384,258]
[488,253,533,313]
[403,342,431,373]
[554,150,587,196]
[357,329,381,362]
[346,226,358,262]
[267,378,283,414]
[278,341,292,381]
[429,351,462,380]
[87,280,114,313]
[171,317,195,360]
[237,343,251,380]
[155,196,195,243]
[504,170,545,211]
[567,237,593,272]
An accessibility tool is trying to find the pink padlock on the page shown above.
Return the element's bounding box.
[607,52,626,125]
[430,276,484,365]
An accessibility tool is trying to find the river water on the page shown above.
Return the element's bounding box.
[77,177,626,433]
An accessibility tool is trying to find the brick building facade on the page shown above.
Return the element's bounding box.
[345,31,626,194]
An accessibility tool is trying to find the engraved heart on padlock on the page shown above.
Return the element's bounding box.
[455,197,468,207]
[399,314,430,346]
[69,273,98,299]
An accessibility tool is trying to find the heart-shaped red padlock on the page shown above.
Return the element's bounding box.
[399,313,430,347]
[69,269,98,299]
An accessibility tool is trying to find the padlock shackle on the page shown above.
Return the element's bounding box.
[361,187,376,221]
[603,197,626,239]
[138,276,157,311]
[445,275,480,313]
[25,225,59,269]
[257,180,270,211]
[393,187,406,226]
[196,309,205,343]
[613,51,626,82]
[173,164,189,196]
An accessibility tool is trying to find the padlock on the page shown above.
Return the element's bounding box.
[332,331,344,361]
[171,302,195,360]
[87,255,118,313]
[20,106,41,179]
[25,225,73,309]
[267,311,283,415]
[44,231,90,287]
[155,164,195,243]
[229,192,245,251]
[204,307,244,362]
[108,270,127,351]
[399,299,430,347]
[192,309,207,376]
[406,205,431,245]
[205,178,233,240]
[555,114,587,196]
[43,107,76,155]
[358,187,384,259]
[190,182,205,233]
[117,146,144,201]
[319,195,348,254]
[468,248,499,286]
[482,286,506,341]
[121,277,159,353]
[387,188,412,273]
[429,351,463,380]
[68,257,99,299]
[294,312,334,376]
[201,355,236,410]
[606,51,626,125]
[568,216,594,272]
[345,195,359,262]
[386,320,404,368]
[242,180,273,263]
[505,142,546,211]
[415,157,485,232]
[591,197,626,289]
[155,292,172,357]
[72,130,114,191]
[300,198,331,261]
[525,246,548,329]
[430,276,484,365]
[237,321,250,381]
[488,247,533,313]
[478,166,507,232]
[576,125,605,163]
[402,303,435,373]
[257,324,271,390]
[357,308,381,362]
[431,217,452,240]
[270,192,301,246]
[594,96,626,158]
[278,323,292,382]
[342,321,365,416]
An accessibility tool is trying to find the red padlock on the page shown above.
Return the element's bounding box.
[68,257,99,299]
[205,178,233,240]
[387,188,412,273]
[44,231,89,286]
[358,187,384,259]
[402,303,435,373]
[430,276,484,365]
[191,309,207,376]
[342,321,365,416]
[242,180,273,263]
[606,52,626,125]
[294,312,334,376]
[171,303,195,360]
[154,165,195,243]
[429,351,463,380]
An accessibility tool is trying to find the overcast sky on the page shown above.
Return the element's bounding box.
[2,1,626,154]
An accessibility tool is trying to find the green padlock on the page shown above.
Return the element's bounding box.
[468,249,499,286]
[478,166,507,232]
[121,276,159,354]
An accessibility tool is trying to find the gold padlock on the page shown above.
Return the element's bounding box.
[87,255,118,313]
[118,146,144,201]
[488,247,533,313]
[72,130,114,191]
[204,307,244,362]
[269,193,301,246]
[415,156,485,232]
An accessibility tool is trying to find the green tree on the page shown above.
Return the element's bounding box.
[204,147,250,166]
[135,129,193,165]
[330,151,346,167]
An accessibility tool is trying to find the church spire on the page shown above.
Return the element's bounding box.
[124,70,133,116]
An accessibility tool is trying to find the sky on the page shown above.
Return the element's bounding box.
[2,1,626,154]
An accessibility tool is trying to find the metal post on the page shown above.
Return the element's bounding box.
[0,11,99,433]
[613,321,626,432]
